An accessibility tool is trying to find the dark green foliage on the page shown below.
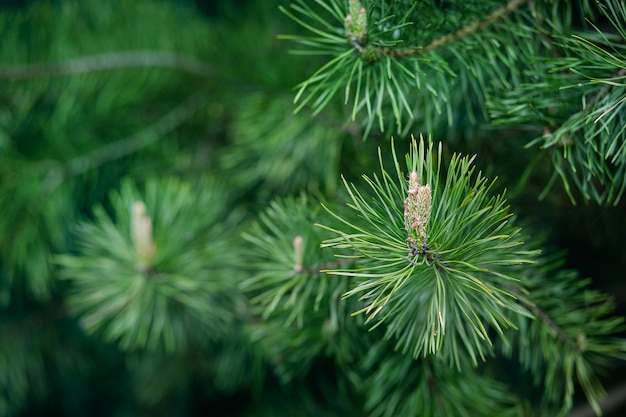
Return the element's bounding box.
[503,256,626,416]
[361,340,522,417]
[487,2,626,204]
[219,94,343,198]
[1,0,626,416]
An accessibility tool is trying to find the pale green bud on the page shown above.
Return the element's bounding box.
[404,171,432,256]
[132,201,156,271]
[345,0,367,46]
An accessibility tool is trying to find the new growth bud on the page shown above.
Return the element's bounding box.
[404,171,432,256]
[293,235,305,273]
[345,0,367,49]
[132,201,156,272]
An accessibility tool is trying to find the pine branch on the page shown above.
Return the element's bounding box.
[280,0,546,136]
[3,0,626,415]
[500,259,626,417]
[584,67,626,120]
[240,195,374,384]
[241,195,344,326]
[361,340,521,417]
[0,171,74,305]
[56,177,244,353]
[380,0,530,57]
[488,0,626,204]
[42,93,206,191]
[507,284,579,352]
[0,50,215,80]
[318,136,538,367]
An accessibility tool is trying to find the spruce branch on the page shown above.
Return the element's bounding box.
[318,136,538,367]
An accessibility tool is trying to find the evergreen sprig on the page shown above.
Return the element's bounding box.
[56,177,244,353]
[501,255,626,416]
[0,166,73,306]
[0,0,216,307]
[281,0,625,206]
[318,136,538,367]
[488,1,626,204]
[241,195,339,326]
[279,0,544,136]
[279,0,439,136]
[360,340,521,417]
[241,195,370,382]
[219,93,343,199]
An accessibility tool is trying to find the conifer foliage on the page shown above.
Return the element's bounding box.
[1,0,626,416]
[319,138,537,368]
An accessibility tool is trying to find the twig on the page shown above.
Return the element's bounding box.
[506,285,579,351]
[297,257,355,275]
[42,93,206,191]
[523,297,578,350]
[585,67,626,119]
[0,50,215,80]
[378,0,530,57]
